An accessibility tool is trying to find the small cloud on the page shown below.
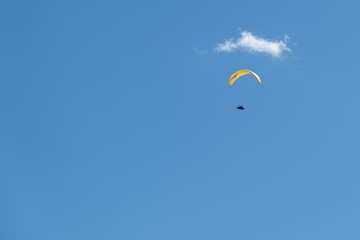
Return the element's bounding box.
[215,31,291,58]
[193,47,208,55]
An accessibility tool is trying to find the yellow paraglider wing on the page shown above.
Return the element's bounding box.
[228,70,261,85]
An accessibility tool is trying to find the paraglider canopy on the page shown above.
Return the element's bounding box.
[228,70,261,85]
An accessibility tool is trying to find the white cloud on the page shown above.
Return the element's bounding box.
[215,31,291,58]
[193,47,208,55]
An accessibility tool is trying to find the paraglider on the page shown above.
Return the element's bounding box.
[229,69,261,85]
[229,70,261,110]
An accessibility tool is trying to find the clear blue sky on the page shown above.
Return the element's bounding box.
[1,0,360,239]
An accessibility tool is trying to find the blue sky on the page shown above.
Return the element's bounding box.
[1,0,360,239]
